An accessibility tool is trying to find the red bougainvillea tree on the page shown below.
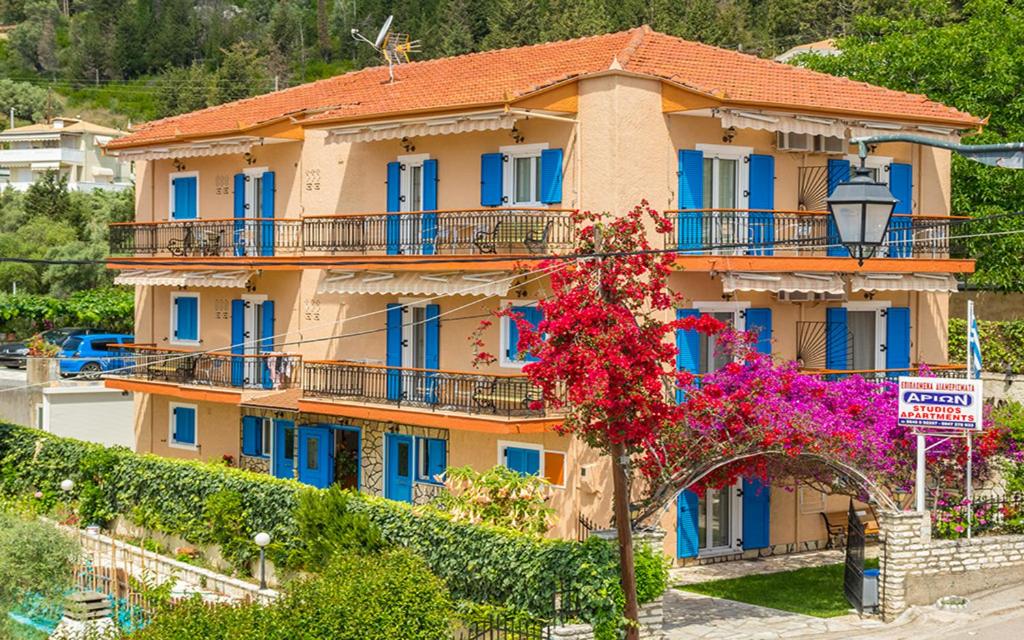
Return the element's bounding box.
[476,202,1018,637]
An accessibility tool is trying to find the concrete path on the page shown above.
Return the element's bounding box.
[663,589,881,639]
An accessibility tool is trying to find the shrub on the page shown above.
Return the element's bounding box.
[950,318,1024,374]
[435,465,555,535]
[294,486,386,567]
[633,544,670,603]
[131,550,453,640]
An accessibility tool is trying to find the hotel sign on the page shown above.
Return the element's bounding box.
[897,376,983,431]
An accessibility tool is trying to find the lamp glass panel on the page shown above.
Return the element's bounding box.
[832,203,863,245]
[863,202,892,245]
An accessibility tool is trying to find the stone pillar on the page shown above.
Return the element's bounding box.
[544,624,595,640]
[877,510,930,621]
[590,528,667,638]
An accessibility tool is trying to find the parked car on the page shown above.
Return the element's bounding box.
[59,334,135,378]
[0,328,106,369]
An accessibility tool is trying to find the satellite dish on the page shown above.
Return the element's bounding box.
[374,15,394,49]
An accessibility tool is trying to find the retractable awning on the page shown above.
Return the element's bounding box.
[317,271,512,297]
[717,109,847,138]
[851,273,959,293]
[109,138,256,162]
[113,270,254,288]
[325,111,519,144]
[722,272,846,295]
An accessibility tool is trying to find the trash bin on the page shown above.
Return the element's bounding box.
[862,568,880,612]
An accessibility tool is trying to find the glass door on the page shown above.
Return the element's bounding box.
[698,483,738,553]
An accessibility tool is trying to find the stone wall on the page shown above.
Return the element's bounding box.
[879,511,1024,620]
[543,598,664,640]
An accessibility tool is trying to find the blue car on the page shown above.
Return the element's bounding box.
[59,334,135,378]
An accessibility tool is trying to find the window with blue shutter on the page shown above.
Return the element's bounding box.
[422,159,439,254]
[887,163,913,258]
[540,148,563,204]
[885,307,911,374]
[386,161,402,255]
[259,171,275,257]
[676,309,701,401]
[233,173,246,256]
[506,305,543,363]
[424,304,440,403]
[747,155,775,256]
[386,303,404,401]
[416,437,447,483]
[826,160,851,257]
[745,308,772,355]
[481,153,504,206]
[241,415,264,457]
[741,478,771,549]
[825,307,848,370]
[171,405,196,447]
[504,446,541,476]
[677,150,704,251]
[677,490,700,558]
[172,176,197,220]
[172,295,199,343]
[230,299,246,387]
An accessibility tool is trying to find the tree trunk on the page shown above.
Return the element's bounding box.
[611,441,640,640]
[317,0,330,61]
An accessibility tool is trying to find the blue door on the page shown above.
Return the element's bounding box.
[273,420,295,480]
[385,433,414,502]
[297,426,332,488]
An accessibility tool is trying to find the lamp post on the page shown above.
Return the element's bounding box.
[826,159,898,266]
[60,479,74,493]
[254,532,271,590]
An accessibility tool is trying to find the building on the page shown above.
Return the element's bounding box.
[102,27,980,564]
[0,117,133,191]
[774,38,840,63]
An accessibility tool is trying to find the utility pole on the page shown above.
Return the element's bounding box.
[595,227,640,640]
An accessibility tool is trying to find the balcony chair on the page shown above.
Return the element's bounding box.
[167,227,223,257]
[470,378,543,415]
[819,511,847,550]
[473,218,553,255]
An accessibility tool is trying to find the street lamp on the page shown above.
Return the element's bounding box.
[60,479,74,493]
[254,532,271,590]
[826,161,898,266]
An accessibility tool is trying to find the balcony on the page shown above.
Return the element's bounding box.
[113,345,302,391]
[302,361,555,418]
[109,219,303,258]
[665,209,963,259]
[801,364,967,381]
[109,208,576,260]
[0,147,85,165]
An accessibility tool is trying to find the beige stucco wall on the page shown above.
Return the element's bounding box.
[134,394,240,463]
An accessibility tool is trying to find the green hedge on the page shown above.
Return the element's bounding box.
[950,318,1024,374]
[0,287,135,336]
[0,423,665,634]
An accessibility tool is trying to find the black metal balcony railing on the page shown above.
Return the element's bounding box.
[302,208,576,256]
[109,219,303,258]
[113,345,302,390]
[302,361,553,418]
[664,209,965,259]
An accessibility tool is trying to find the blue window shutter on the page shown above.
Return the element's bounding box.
[424,304,440,371]
[525,307,543,363]
[260,301,275,388]
[676,309,701,402]
[241,416,262,456]
[677,150,704,251]
[888,163,913,258]
[174,296,198,342]
[386,162,402,212]
[747,154,775,256]
[173,406,196,445]
[677,490,700,558]
[422,159,438,255]
[426,438,447,480]
[505,447,540,476]
[540,148,563,204]
[741,478,771,549]
[172,177,197,220]
[480,153,504,206]
[230,299,246,386]
[386,303,403,401]
[745,308,772,355]
[825,307,848,370]
[826,160,851,257]
[233,173,246,257]
[508,306,543,362]
[885,307,911,372]
[260,171,275,257]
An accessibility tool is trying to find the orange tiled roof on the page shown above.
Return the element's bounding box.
[108,27,981,150]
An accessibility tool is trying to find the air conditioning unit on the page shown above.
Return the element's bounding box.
[776,290,846,302]
[814,135,847,154]
[776,131,812,152]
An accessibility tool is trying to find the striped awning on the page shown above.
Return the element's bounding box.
[851,273,959,293]
[723,272,846,295]
[317,270,512,297]
[325,111,518,144]
[113,269,253,288]
[109,138,256,162]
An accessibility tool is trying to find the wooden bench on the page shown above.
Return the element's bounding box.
[473,219,553,255]
[820,508,880,549]
[471,377,542,414]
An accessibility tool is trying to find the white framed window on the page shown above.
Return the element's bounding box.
[843,300,891,371]
[497,440,565,488]
[844,154,892,185]
[696,144,751,210]
[692,301,749,375]
[169,292,200,346]
[697,479,743,556]
[501,143,549,206]
[498,299,543,369]
[167,170,199,220]
[243,166,270,218]
[398,153,429,213]
[168,402,199,450]
[260,417,273,458]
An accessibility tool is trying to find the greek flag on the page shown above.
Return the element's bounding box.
[968,301,983,379]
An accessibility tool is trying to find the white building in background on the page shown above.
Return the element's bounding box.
[0,117,133,192]
[41,385,135,449]
[774,39,840,63]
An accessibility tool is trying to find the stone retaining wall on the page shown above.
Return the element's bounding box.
[879,511,1024,620]
[543,597,665,640]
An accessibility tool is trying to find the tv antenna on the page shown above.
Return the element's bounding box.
[352,15,420,83]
